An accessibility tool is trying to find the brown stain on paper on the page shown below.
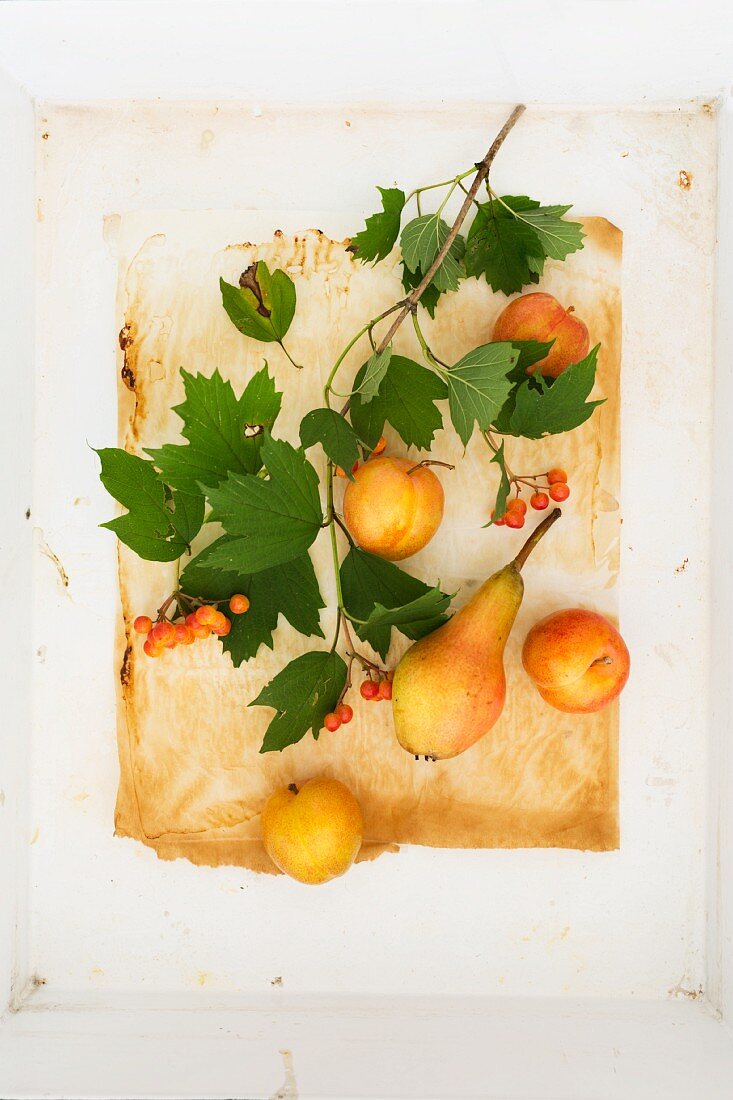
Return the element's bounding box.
[113,217,622,871]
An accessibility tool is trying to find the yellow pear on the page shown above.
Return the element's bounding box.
[391,509,561,760]
[261,777,363,884]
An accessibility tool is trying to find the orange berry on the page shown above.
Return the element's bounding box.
[371,436,387,456]
[491,511,506,526]
[213,616,231,637]
[378,679,392,701]
[507,498,527,515]
[360,680,380,700]
[229,594,250,614]
[530,491,549,510]
[505,511,525,529]
[323,712,342,732]
[174,623,195,645]
[336,704,354,724]
[335,466,347,478]
[549,482,570,502]
[195,605,218,627]
[150,621,176,646]
[133,615,153,635]
[547,468,568,485]
[143,637,164,658]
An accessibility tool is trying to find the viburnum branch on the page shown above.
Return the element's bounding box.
[373,104,526,355]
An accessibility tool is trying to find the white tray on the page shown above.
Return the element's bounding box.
[2,3,733,1097]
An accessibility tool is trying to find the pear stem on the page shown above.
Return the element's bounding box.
[513,508,562,571]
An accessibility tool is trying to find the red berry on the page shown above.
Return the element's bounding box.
[360,680,380,700]
[195,605,218,626]
[143,637,163,658]
[323,712,341,732]
[547,468,568,485]
[530,492,549,510]
[150,621,176,646]
[491,511,506,526]
[505,510,525,529]
[378,680,392,701]
[371,436,387,456]
[185,612,209,639]
[507,498,527,515]
[133,615,153,635]
[229,594,250,614]
[212,617,231,637]
[337,704,354,724]
[174,623,195,645]
[549,482,570,502]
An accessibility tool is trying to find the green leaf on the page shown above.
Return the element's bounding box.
[180,539,325,665]
[251,651,347,753]
[220,261,296,343]
[508,345,604,439]
[401,263,441,319]
[446,342,517,447]
[340,547,451,659]
[299,408,361,477]
[205,435,323,573]
[362,587,452,641]
[349,187,406,263]
[97,449,204,561]
[485,442,511,525]
[492,341,556,432]
[401,215,465,293]
[511,205,585,262]
[146,366,282,493]
[353,346,392,403]
[349,355,447,451]
[465,200,545,296]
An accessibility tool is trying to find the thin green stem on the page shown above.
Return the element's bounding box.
[278,340,302,370]
[323,303,402,409]
[404,168,476,208]
[411,311,449,373]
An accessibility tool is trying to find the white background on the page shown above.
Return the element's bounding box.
[28,99,715,1001]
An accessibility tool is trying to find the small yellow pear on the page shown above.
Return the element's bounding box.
[261,777,363,885]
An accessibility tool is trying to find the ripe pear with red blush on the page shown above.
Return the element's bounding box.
[392,509,562,760]
[343,455,444,561]
[261,777,363,885]
[522,608,629,713]
[493,292,590,378]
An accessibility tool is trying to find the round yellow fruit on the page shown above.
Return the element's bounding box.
[261,777,363,885]
[343,456,444,561]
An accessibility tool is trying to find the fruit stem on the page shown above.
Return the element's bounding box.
[288,783,299,795]
[513,507,562,570]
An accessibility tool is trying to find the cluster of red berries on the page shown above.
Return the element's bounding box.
[321,671,393,732]
[322,703,354,733]
[492,468,570,529]
[336,435,387,478]
[134,594,250,658]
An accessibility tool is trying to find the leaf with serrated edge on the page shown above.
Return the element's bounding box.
[483,443,512,526]
[340,547,451,659]
[353,346,392,403]
[350,355,447,452]
[97,448,203,561]
[251,651,347,753]
[299,408,360,477]
[180,539,324,665]
[205,435,322,573]
[465,202,545,296]
[447,343,517,447]
[146,365,282,493]
[363,588,452,637]
[508,345,604,439]
[350,187,406,263]
[510,205,585,262]
[400,215,465,293]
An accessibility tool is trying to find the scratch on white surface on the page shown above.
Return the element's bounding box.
[35,529,69,590]
[271,975,283,986]
[270,1049,298,1100]
[30,827,40,845]
[0,789,5,807]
